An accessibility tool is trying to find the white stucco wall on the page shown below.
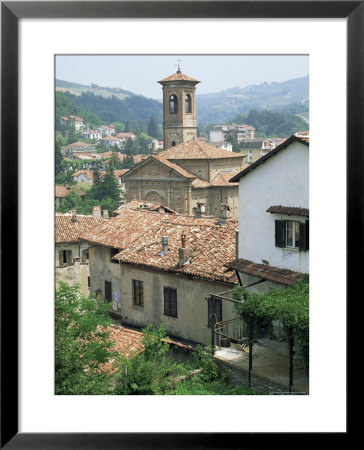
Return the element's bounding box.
[238,141,309,273]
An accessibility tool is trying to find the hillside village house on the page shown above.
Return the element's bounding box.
[82,129,103,140]
[55,210,105,296]
[100,125,116,136]
[100,136,122,149]
[119,69,248,219]
[61,141,96,156]
[227,133,309,294]
[80,200,238,345]
[115,132,136,143]
[55,185,86,208]
[60,115,85,131]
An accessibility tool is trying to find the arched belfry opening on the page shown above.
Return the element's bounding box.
[185,94,192,113]
[169,95,178,114]
[158,68,200,149]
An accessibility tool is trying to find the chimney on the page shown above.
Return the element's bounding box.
[102,209,109,220]
[218,203,230,225]
[92,206,101,217]
[178,234,192,267]
[71,209,77,222]
[195,202,206,218]
[161,236,169,252]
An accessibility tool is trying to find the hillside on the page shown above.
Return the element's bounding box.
[56,79,134,101]
[196,76,309,126]
[55,90,163,133]
[55,76,309,137]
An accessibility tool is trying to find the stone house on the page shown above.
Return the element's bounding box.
[55,210,105,296]
[80,202,238,345]
[227,134,309,294]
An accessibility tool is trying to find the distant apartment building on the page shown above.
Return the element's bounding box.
[209,123,255,143]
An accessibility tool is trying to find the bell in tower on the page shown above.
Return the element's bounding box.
[158,64,200,150]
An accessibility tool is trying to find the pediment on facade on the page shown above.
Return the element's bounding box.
[121,156,194,181]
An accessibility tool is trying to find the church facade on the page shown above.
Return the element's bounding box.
[121,69,247,218]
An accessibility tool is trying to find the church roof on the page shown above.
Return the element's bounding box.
[159,139,245,160]
[158,72,200,84]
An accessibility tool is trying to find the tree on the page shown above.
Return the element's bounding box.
[123,137,138,156]
[121,154,135,169]
[55,282,116,394]
[147,116,158,138]
[225,134,240,153]
[55,140,63,176]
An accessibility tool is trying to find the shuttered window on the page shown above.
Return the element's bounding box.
[133,280,144,307]
[207,298,222,328]
[164,287,177,318]
[275,219,309,251]
[105,281,112,303]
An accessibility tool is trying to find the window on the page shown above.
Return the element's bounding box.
[207,297,222,328]
[164,287,177,318]
[185,94,192,113]
[105,281,112,303]
[82,249,89,261]
[169,94,178,114]
[133,280,144,307]
[59,250,72,265]
[275,220,309,251]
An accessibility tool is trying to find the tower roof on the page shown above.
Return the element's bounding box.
[158,72,200,84]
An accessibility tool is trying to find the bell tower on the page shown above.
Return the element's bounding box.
[158,64,200,150]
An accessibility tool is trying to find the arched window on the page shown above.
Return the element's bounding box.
[185,94,192,113]
[169,94,177,114]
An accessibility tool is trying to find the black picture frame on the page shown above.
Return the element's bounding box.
[1,1,357,448]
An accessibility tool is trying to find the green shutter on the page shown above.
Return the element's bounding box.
[299,220,309,251]
[275,220,285,247]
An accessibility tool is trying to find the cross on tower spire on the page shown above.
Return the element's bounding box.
[176,58,182,73]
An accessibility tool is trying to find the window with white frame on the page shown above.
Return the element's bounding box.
[275,219,309,251]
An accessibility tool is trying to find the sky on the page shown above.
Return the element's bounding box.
[56,55,308,100]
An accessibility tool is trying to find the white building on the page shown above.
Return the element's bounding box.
[227,134,309,292]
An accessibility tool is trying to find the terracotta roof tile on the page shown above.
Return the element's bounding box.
[210,169,248,186]
[55,213,104,244]
[159,139,246,160]
[98,325,144,374]
[80,208,172,249]
[72,169,94,180]
[266,205,309,217]
[114,200,176,215]
[56,185,86,197]
[225,258,308,286]
[158,72,200,83]
[114,215,238,283]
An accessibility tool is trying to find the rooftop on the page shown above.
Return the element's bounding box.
[229,135,309,183]
[226,258,308,286]
[114,214,238,283]
[159,139,245,160]
[55,185,86,198]
[266,205,309,218]
[158,72,200,84]
[55,213,105,244]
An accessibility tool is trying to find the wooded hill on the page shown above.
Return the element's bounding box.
[55,76,309,138]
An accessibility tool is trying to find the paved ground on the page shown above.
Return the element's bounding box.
[214,338,309,393]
